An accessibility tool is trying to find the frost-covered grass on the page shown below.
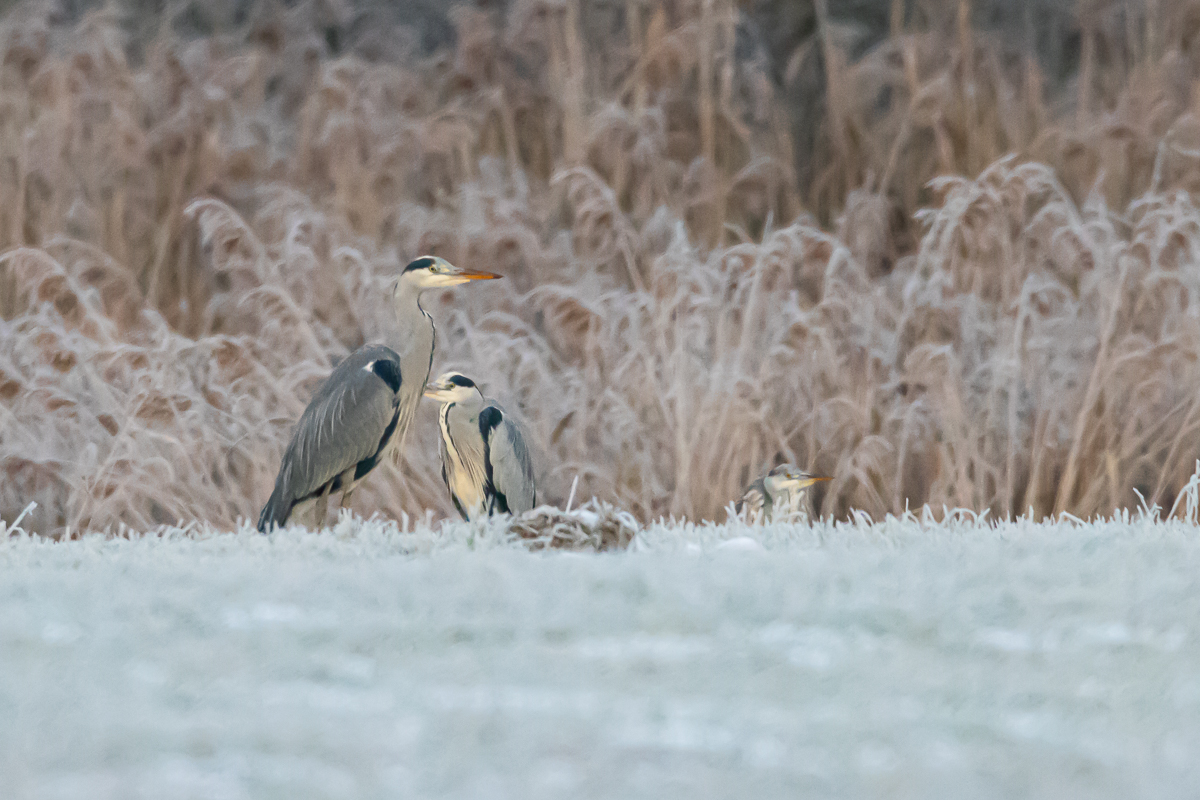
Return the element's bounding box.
[3,512,1200,799]
[12,1,1200,536]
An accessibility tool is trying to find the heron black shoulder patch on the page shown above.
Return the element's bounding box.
[369,359,402,393]
[479,405,504,509]
[478,406,503,440]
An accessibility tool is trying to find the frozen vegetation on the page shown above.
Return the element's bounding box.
[3,509,1200,799]
[4,3,1200,793]
[8,1,1200,536]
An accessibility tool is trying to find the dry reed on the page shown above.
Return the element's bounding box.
[5,0,1200,535]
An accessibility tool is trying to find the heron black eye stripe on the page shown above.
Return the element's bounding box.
[403,256,436,272]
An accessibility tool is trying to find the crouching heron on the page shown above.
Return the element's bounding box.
[257,257,500,531]
[736,464,830,523]
[423,371,536,520]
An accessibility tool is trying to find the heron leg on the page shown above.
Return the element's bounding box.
[314,484,331,530]
[338,468,357,516]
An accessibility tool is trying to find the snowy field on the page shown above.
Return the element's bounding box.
[3,511,1200,800]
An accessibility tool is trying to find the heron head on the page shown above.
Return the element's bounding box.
[763,463,831,496]
[396,256,501,291]
[424,371,483,403]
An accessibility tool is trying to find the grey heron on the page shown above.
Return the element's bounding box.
[423,371,536,520]
[736,464,830,523]
[257,256,500,531]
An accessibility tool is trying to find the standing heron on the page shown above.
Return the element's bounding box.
[736,464,830,524]
[257,257,500,531]
[423,371,536,520]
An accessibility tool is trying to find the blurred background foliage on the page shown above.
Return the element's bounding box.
[5,0,1200,534]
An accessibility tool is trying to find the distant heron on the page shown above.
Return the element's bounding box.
[737,464,830,523]
[423,371,536,520]
[257,257,500,531]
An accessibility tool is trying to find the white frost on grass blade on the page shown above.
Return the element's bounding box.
[2,509,1200,799]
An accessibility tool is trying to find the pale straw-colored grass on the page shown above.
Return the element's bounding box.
[4,0,1200,535]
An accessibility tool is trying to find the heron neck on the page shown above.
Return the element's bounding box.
[458,392,485,416]
[762,477,780,500]
[391,283,435,401]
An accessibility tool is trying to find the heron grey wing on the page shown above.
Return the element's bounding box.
[737,479,767,517]
[279,358,397,504]
[483,407,537,514]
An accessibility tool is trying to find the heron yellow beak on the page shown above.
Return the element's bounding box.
[455,270,502,281]
[791,475,832,490]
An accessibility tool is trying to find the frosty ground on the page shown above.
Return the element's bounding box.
[2,512,1199,800]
